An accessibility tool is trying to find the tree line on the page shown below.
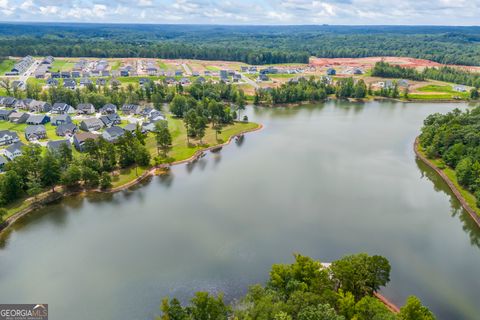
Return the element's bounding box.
[420,107,480,207]
[157,253,435,320]
[2,24,480,65]
[254,77,368,105]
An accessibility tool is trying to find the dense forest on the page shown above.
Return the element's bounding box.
[1,24,480,65]
[157,253,435,320]
[419,107,480,207]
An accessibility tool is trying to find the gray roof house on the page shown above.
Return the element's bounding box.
[46,78,58,86]
[102,126,125,142]
[121,104,142,115]
[0,130,20,146]
[47,140,71,152]
[99,113,121,127]
[63,79,76,90]
[28,100,51,113]
[0,155,7,171]
[99,104,117,114]
[0,109,13,120]
[124,123,138,133]
[80,118,104,132]
[4,142,25,160]
[76,103,96,115]
[52,103,75,114]
[73,132,100,151]
[8,112,29,124]
[25,125,47,141]
[0,97,16,108]
[56,123,78,137]
[51,114,72,126]
[26,114,50,125]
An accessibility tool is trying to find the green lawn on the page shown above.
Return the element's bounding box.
[205,66,220,71]
[111,61,121,71]
[0,121,28,143]
[111,166,148,188]
[158,61,168,70]
[50,60,75,72]
[0,59,15,75]
[269,74,298,79]
[27,78,46,87]
[412,84,470,100]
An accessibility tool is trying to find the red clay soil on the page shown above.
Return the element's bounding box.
[374,292,400,314]
[310,56,442,69]
[414,137,480,229]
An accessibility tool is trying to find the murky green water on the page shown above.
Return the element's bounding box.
[1,101,479,320]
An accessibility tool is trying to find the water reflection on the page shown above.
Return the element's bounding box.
[416,158,480,249]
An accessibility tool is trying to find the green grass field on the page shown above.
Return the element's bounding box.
[111,61,121,71]
[411,84,470,100]
[50,60,75,72]
[0,59,15,75]
[157,61,169,70]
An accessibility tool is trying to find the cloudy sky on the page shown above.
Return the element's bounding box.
[0,0,479,25]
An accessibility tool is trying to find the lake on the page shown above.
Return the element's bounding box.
[1,101,479,320]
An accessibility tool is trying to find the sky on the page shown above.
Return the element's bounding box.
[0,0,479,26]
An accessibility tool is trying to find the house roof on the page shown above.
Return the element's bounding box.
[74,132,100,143]
[100,103,117,111]
[104,126,125,137]
[0,109,13,116]
[124,123,138,132]
[52,114,70,122]
[77,103,95,111]
[56,123,77,135]
[27,114,48,123]
[0,155,7,165]
[81,118,104,127]
[25,125,46,136]
[6,141,25,154]
[0,130,19,140]
[47,139,71,151]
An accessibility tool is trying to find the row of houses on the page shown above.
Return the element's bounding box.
[7,56,34,76]
[34,56,55,79]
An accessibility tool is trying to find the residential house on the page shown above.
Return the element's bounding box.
[63,79,76,90]
[0,97,16,108]
[326,68,336,76]
[28,100,51,113]
[196,77,206,84]
[99,113,121,127]
[124,123,138,133]
[71,71,81,78]
[42,56,54,64]
[165,77,176,85]
[180,78,190,85]
[52,103,75,114]
[47,140,71,153]
[61,72,71,78]
[0,130,20,146]
[102,126,125,142]
[4,142,25,160]
[76,103,96,115]
[51,72,61,79]
[0,155,7,171]
[80,118,104,132]
[101,71,110,77]
[12,80,26,90]
[73,132,100,151]
[192,71,200,77]
[142,122,158,132]
[453,85,468,92]
[258,74,269,81]
[120,69,129,77]
[175,70,183,76]
[26,114,50,125]
[0,109,13,120]
[47,78,59,87]
[96,78,107,86]
[148,110,165,122]
[51,114,72,126]
[121,104,141,115]
[56,123,78,137]
[11,56,33,74]
[220,70,228,81]
[99,104,117,114]
[80,78,92,87]
[25,125,47,141]
[8,112,29,124]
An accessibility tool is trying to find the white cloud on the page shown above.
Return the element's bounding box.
[0,0,8,9]
[39,5,59,15]
[19,0,33,10]
[138,0,152,6]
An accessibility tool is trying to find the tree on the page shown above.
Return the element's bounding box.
[82,166,100,188]
[40,150,62,191]
[0,171,23,203]
[330,253,391,301]
[170,95,188,117]
[354,296,395,320]
[354,80,367,99]
[470,88,479,99]
[160,298,188,320]
[0,208,7,225]
[297,304,344,320]
[100,172,112,190]
[0,78,12,95]
[61,164,82,188]
[398,296,435,320]
[188,292,229,320]
[155,120,172,156]
[336,290,356,319]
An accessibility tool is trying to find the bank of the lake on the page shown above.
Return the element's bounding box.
[0,120,262,234]
[414,138,480,228]
[1,102,479,320]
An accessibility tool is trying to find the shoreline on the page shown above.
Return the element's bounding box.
[0,123,264,235]
[414,137,480,229]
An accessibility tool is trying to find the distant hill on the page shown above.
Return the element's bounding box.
[1,23,480,65]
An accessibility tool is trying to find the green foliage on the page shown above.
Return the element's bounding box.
[330,253,391,301]
[419,107,480,206]
[155,120,173,156]
[371,62,424,81]
[398,296,435,320]
[100,172,112,190]
[159,254,434,320]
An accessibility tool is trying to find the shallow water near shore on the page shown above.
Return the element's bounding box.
[1,101,480,320]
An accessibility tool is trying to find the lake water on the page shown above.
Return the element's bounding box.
[1,101,479,320]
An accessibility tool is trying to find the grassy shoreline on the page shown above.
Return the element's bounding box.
[0,120,262,233]
[414,138,480,228]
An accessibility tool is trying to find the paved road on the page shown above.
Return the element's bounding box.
[19,60,41,84]
[240,72,259,89]
[182,63,192,76]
